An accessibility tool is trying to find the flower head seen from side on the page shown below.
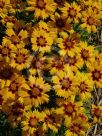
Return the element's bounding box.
[18,76,51,107]
[27,0,57,19]
[79,42,96,68]
[76,72,94,100]
[0,38,17,63]
[42,109,63,133]
[91,105,102,123]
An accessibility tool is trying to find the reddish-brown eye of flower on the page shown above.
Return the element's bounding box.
[70,123,82,134]
[92,70,101,81]
[81,49,89,60]
[29,87,42,98]
[64,103,75,115]
[37,0,46,9]
[68,8,77,17]
[79,82,87,92]
[61,78,72,89]
[29,117,38,127]
[87,17,94,25]
[16,54,26,64]
[37,36,47,47]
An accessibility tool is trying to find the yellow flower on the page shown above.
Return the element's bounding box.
[89,65,102,88]
[63,53,84,72]
[10,48,30,71]
[0,38,17,63]
[27,0,56,19]
[79,42,96,68]
[56,31,80,57]
[65,113,90,136]
[6,27,28,46]
[55,97,84,127]
[31,29,53,53]
[18,76,50,107]
[61,2,81,23]
[52,70,77,98]
[91,105,102,123]
[0,62,17,80]
[81,8,101,32]
[50,55,70,75]
[22,110,45,135]
[49,12,72,32]
[42,109,62,132]
[38,21,57,40]
[76,72,94,100]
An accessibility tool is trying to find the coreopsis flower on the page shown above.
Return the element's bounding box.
[6,26,28,46]
[0,0,13,22]
[37,21,57,40]
[56,31,80,57]
[52,70,77,98]
[0,62,18,80]
[10,48,30,71]
[91,105,102,123]
[81,8,101,32]
[42,109,63,132]
[50,12,72,32]
[27,0,57,19]
[89,65,102,88]
[79,42,96,68]
[0,38,17,63]
[18,76,51,107]
[31,29,53,54]
[22,110,45,135]
[6,74,30,98]
[65,113,90,136]
[63,53,84,72]
[76,72,94,100]
[2,99,27,127]
[61,2,81,23]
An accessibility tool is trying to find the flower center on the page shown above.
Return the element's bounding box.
[37,0,46,9]
[64,103,75,115]
[69,8,77,17]
[2,48,9,55]
[71,124,80,134]
[81,49,89,60]
[29,117,38,127]
[37,36,46,47]
[87,17,94,25]
[62,78,72,89]
[80,82,87,92]
[16,55,25,64]
[92,70,101,81]
[29,87,41,98]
